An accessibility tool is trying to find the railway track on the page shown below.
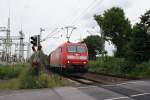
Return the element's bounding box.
[61,72,139,86]
[45,66,139,86]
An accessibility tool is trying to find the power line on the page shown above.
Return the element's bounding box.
[71,0,96,25]
[41,28,63,42]
[62,0,82,25]
[41,0,105,43]
[71,0,105,25]
[42,28,59,41]
[89,0,105,14]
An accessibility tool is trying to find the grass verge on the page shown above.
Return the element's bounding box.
[19,67,68,89]
[88,57,150,78]
[0,65,69,89]
[88,57,125,75]
[0,64,28,79]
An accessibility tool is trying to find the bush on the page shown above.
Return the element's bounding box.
[18,67,68,89]
[18,67,38,89]
[129,62,150,78]
[88,57,150,78]
[0,64,25,79]
[38,73,67,88]
[88,57,125,75]
[0,79,19,89]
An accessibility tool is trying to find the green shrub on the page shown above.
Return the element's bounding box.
[38,73,49,88]
[38,73,67,88]
[0,79,19,89]
[0,64,25,79]
[18,67,68,89]
[88,57,150,78]
[129,62,150,78]
[88,57,125,75]
[0,63,69,89]
[18,67,38,89]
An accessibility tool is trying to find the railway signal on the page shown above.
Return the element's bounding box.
[30,35,42,76]
[30,35,40,46]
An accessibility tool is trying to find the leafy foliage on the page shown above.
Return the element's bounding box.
[88,57,125,75]
[88,58,150,78]
[87,7,150,78]
[128,62,150,78]
[29,50,49,68]
[82,35,103,60]
[0,64,69,89]
[0,79,19,89]
[18,67,68,89]
[94,7,131,57]
[18,67,38,89]
[0,64,25,79]
[126,10,150,63]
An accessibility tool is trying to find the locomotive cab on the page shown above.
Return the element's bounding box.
[65,44,88,69]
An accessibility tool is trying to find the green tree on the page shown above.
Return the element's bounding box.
[94,7,131,57]
[82,35,103,60]
[126,10,150,63]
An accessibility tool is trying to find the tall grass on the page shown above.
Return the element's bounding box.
[18,67,68,89]
[0,65,69,89]
[88,57,150,78]
[128,62,150,78]
[88,57,125,75]
[0,79,19,89]
[0,64,27,79]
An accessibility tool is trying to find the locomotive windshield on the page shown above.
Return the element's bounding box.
[68,45,86,53]
[68,45,76,53]
[77,46,86,53]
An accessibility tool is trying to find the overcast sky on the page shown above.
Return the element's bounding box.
[0,0,150,56]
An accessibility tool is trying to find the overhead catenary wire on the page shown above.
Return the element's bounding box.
[70,0,105,41]
[62,0,82,25]
[61,0,98,42]
[71,0,105,26]
[41,28,63,42]
[68,0,105,43]
[70,0,96,25]
[41,0,105,42]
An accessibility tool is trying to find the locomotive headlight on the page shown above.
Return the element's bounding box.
[83,62,87,64]
[67,60,70,63]
[80,56,87,60]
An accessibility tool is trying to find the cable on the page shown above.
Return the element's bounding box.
[62,0,82,25]
[60,0,98,42]
[71,0,105,25]
[41,27,64,42]
[75,0,105,42]
[42,0,105,43]
[89,0,105,13]
[71,0,96,25]
[41,28,59,41]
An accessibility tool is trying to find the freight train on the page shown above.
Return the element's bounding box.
[49,42,88,72]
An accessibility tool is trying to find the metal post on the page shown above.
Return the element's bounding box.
[27,37,31,60]
[66,27,69,42]
[39,28,45,46]
[19,30,24,62]
[6,17,11,62]
[64,26,76,42]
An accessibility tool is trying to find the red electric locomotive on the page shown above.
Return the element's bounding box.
[49,42,88,71]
